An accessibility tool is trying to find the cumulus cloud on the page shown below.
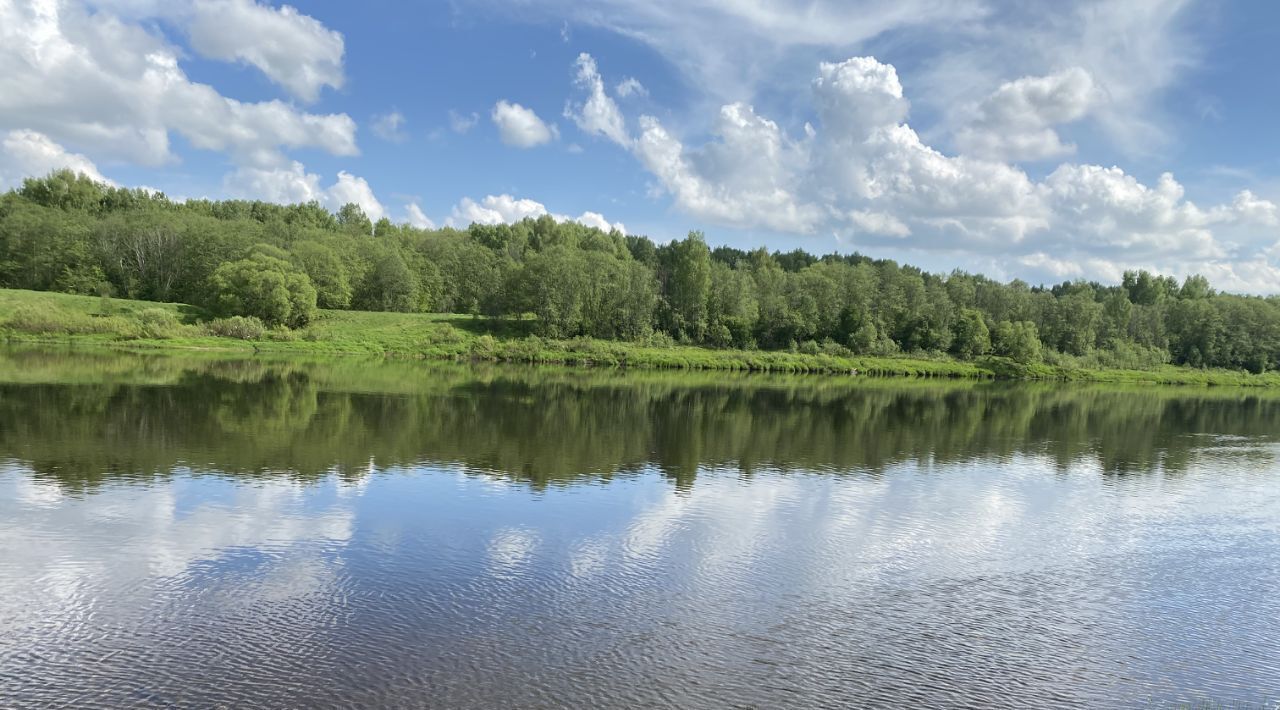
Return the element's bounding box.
[491,101,557,148]
[326,170,386,222]
[579,52,1280,292]
[447,194,625,233]
[404,202,435,229]
[371,111,407,142]
[450,194,548,225]
[912,1,1196,155]
[564,53,630,147]
[634,105,820,233]
[955,68,1095,161]
[1222,190,1280,227]
[0,0,356,168]
[0,129,113,188]
[225,161,384,222]
[186,0,345,102]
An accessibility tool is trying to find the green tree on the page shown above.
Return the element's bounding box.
[292,241,352,309]
[951,309,991,359]
[992,320,1042,364]
[666,231,711,341]
[19,170,106,211]
[355,250,420,312]
[706,261,758,348]
[336,203,372,235]
[209,246,317,327]
[1180,274,1214,300]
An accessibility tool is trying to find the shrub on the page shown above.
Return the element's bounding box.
[471,334,499,359]
[820,338,852,357]
[132,308,182,339]
[643,331,676,349]
[992,320,1042,364]
[204,315,266,340]
[3,304,111,335]
[209,247,317,327]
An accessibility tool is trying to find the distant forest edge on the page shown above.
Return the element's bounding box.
[3,170,1280,377]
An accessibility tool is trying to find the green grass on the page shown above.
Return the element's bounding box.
[3,287,1279,386]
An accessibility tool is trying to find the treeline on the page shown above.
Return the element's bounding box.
[4,170,1280,372]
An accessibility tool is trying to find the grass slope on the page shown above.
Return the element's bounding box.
[2,288,1278,386]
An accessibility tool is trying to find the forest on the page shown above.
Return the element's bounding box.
[3,170,1280,373]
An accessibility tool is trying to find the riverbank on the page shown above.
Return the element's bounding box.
[3,288,1278,386]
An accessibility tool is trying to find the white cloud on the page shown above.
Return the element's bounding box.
[812,57,909,142]
[326,170,386,222]
[1040,166,1220,258]
[468,0,1197,162]
[446,194,625,233]
[565,53,629,147]
[449,109,479,134]
[448,194,553,225]
[478,0,987,103]
[371,111,407,142]
[0,129,113,188]
[1222,190,1280,227]
[404,202,435,229]
[575,210,625,234]
[491,100,557,148]
[914,1,1197,155]
[225,161,384,222]
[224,161,322,204]
[0,0,356,169]
[847,210,909,237]
[634,104,820,233]
[186,0,345,102]
[597,53,1280,292]
[955,68,1095,161]
[615,76,647,98]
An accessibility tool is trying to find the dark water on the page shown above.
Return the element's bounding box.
[2,348,1279,708]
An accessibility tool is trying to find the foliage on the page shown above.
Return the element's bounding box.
[7,288,1280,387]
[204,315,267,340]
[209,246,317,327]
[354,249,419,313]
[4,170,1280,376]
[292,241,352,309]
[992,320,1042,364]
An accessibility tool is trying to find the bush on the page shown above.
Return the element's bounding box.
[820,338,852,357]
[203,316,266,340]
[209,247,317,328]
[132,308,182,339]
[643,331,676,349]
[992,320,1042,364]
[264,326,299,342]
[471,334,499,359]
[3,304,112,335]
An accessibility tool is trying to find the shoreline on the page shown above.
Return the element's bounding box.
[4,288,1280,387]
[7,331,1280,388]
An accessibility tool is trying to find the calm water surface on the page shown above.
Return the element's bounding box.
[1,348,1279,708]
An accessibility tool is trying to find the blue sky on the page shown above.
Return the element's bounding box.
[3,0,1280,293]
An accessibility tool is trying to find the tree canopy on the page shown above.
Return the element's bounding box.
[4,169,1280,373]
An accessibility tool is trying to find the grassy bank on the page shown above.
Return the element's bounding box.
[3,288,1278,386]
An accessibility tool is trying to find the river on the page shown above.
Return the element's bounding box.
[1,348,1278,707]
